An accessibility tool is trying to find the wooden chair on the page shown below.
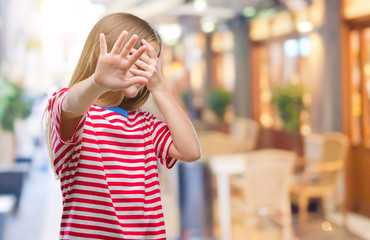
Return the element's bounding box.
[240,149,296,240]
[198,131,241,161]
[230,117,260,152]
[290,132,349,234]
[198,117,259,161]
[228,117,260,204]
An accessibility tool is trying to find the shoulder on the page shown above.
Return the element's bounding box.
[48,88,69,102]
[128,110,159,126]
[129,109,155,119]
[47,88,70,111]
[51,88,69,98]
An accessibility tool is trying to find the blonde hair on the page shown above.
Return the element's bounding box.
[44,13,162,176]
[71,12,162,108]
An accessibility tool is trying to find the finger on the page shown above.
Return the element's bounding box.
[124,76,148,87]
[111,30,128,54]
[120,34,138,58]
[129,68,150,79]
[141,39,157,58]
[130,49,151,63]
[99,33,107,56]
[127,45,146,66]
[134,59,149,70]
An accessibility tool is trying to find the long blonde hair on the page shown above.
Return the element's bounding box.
[71,12,162,108]
[44,13,162,175]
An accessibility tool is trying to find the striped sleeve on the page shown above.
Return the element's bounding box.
[145,112,177,169]
[47,88,86,176]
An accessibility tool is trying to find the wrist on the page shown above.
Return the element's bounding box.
[148,82,167,95]
[89,74,109,96]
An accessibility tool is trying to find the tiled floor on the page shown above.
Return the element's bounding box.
[207,199,364,240]
[2,162,369,240]
[225,213,364,240]
[2,165,62,240]
[160,163,368,240]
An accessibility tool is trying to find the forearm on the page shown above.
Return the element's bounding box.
[129,39,200,161]
[151,85,201,162]
[62,74,106,119]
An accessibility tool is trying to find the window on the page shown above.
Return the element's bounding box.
[253,36,312,134]
[349,27,370,146]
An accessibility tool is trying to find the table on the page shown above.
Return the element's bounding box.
[209,150,303,240]
[209,153,248,240]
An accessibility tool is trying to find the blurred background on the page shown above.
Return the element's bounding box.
[0,0,370,239]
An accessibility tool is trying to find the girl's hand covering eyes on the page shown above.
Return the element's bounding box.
[129,39,164,93]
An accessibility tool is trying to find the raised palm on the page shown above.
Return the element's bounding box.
[93,31,148,91]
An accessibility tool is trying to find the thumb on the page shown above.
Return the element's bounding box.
[125,77,148,87]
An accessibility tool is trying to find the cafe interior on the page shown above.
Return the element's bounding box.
[0,0,370,239]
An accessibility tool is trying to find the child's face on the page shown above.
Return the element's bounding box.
[122,40,160,98]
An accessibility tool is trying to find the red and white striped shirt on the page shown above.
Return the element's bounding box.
[48,88,176,240]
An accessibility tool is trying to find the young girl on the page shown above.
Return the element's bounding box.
[46,13,201,240]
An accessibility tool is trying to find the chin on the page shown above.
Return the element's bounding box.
[124,91,139,98]
[123,87,140,98]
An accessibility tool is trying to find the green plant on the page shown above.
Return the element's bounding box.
[0,75,33,131]
[207,88,231,121]
[271,82,307,133]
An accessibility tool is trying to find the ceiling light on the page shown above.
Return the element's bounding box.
[158,24,182,46]
[193,0,207,12]
[201,16,217,33]
[297,21,313,33]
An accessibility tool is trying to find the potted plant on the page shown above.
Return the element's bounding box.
[0,74,33,164]
[0,74,34,212]
[266,82,308,156]
[206,88,231,131]
[207,88,231,121]
[271,82,307,133]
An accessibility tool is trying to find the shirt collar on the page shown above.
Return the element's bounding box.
[101,107,129,118]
